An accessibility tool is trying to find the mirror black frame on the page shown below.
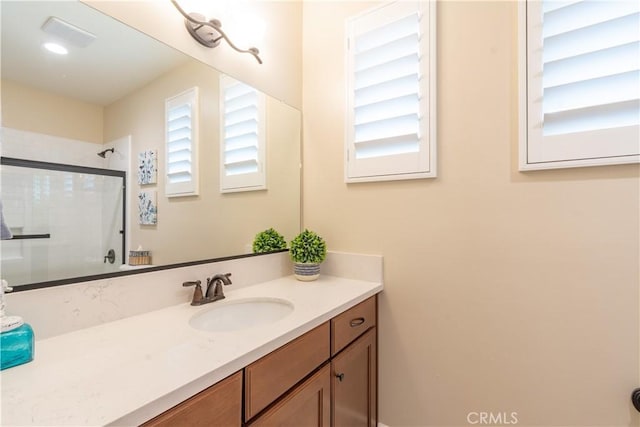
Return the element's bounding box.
[10,249,289,292]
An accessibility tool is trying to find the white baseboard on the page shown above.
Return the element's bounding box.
[378,422,390,427]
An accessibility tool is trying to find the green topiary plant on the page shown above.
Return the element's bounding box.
[252,228,287,253]
[289,229,327,264]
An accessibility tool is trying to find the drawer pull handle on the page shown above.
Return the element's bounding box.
[336,373,345,382]
[350,317,365,327]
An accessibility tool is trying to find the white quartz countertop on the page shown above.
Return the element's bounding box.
[0,275,382,426]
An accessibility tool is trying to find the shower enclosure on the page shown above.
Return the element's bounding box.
[1,157,126,287]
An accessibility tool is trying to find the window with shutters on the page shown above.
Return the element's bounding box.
[519,0,640,170]
[345,1,436,183]
[219,75,266,193]
[165,87,199,197]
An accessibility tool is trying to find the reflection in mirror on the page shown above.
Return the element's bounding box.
[0,1,301,289]
[1,157,126,285]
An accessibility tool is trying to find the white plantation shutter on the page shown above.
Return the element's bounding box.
[220,76,266,192]
[165,87,199,197]
[346,1,436,182]
[520,0,640,169]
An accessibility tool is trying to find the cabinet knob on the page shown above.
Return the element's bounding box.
[336,373,345,382]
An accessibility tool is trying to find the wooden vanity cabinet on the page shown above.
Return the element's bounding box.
[330,296,377,427]
[141,295,378,427]
[332,328,377,427]
[141,370,242,427]
[247,296,377,426]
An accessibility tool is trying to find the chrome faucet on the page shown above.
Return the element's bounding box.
[183,273,232,306]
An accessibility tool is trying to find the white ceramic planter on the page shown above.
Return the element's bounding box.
[293,262,320,281]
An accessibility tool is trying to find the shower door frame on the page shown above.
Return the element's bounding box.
[1,156,127,267]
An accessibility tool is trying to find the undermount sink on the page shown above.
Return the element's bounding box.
[189,297,294,332]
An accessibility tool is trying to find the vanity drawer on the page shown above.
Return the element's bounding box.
[142,370,242,427]
[331,296,376,356]
[244,322,330,421]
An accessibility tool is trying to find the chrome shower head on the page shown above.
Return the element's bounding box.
[97,148,115,158]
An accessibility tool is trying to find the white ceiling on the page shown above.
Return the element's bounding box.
[1,1,190,106]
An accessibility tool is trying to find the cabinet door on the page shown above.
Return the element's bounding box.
[332,328,377,427]
[245,322,330,420]
[249,364,331,427]
[142,371,242,427]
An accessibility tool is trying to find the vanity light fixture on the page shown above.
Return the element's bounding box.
[170,0,262,64]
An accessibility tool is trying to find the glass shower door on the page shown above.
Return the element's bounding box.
[1,158,126,287]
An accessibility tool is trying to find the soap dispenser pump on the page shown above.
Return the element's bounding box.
[2,280,23,332]
[0,280,34,370]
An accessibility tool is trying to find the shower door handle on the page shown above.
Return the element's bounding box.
[10,233,50,240]
[104,249,116,264]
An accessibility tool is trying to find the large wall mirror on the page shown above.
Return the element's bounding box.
[0,1,301,290]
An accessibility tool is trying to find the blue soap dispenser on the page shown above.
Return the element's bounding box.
[1,280,34,370]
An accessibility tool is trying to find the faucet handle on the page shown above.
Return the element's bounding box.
[183,280,204,306]
[182,280,201,287]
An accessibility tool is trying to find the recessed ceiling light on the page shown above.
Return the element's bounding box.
[43,42,68,55]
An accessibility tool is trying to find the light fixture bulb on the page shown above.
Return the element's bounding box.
[228,13,265,48]
[43,42,68,55]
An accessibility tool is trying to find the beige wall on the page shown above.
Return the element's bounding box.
[1,79,103,144]
[82,0,303,109]
[104,60,300,265]
[303,1,639,426]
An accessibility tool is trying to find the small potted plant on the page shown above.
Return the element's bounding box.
[289,229,327,281]
[253,228,287,253]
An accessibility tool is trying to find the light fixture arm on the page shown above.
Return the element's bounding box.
[170,0,262,64]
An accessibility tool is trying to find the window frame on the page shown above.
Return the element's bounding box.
[518,0,640,171]
[219,75,267,193]
[165,87,199,197]
[344,0,437,183]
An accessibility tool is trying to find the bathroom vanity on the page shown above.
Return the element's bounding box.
[144,296,377,426]
[0,265,382,426]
